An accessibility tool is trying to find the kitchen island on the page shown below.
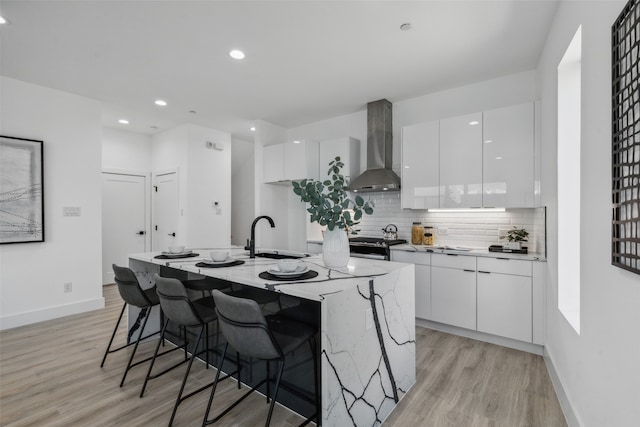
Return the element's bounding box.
[128,248,415,426]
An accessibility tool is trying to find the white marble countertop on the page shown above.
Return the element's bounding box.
[389,243,546,261]
[130,246,410,301]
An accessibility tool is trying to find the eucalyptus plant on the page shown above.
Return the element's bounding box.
[292,156,374,233]
[503,226,529,242]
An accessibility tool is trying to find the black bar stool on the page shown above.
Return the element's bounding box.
[202,290,320,427]
[100,264,164,387]
[142,275,238,426]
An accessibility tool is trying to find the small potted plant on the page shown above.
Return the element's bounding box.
[292,156,374,268]
[502,226,529,250]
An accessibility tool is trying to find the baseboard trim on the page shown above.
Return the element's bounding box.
[416,318,544,355]
[0,297,105,330]
[543,347,581,427]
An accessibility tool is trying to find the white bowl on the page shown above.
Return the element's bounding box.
[168,245,185,254]
[210,250,229,262]
[278,259,300,272]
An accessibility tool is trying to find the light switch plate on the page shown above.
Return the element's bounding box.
[63,206,81,216]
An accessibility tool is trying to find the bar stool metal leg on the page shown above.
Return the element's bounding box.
[100,302,127,367]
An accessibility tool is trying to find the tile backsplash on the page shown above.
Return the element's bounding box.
[349,192,546,255]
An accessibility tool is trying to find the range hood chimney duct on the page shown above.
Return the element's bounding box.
[347,99,401,193]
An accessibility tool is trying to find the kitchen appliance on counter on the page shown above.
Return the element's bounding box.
[382,224,398,240]
[349,236,407,260]
[488,244,528,254]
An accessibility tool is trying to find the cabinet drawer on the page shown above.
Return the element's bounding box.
[432,253,476,270]
[391,251,431,266]
[477,257,531,276]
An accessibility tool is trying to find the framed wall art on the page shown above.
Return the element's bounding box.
[0,136,45,244]
[612,0,640,275]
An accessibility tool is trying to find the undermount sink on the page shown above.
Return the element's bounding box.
[254,252,306,259]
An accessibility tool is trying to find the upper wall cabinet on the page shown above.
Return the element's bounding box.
[263,140,319,184]
[401,121,440,209]
[318,137,360,183]
[482,103,535,208]
[440,112,484,208]
[400,102,537,209]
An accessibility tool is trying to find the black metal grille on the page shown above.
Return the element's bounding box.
[612,0,640,275]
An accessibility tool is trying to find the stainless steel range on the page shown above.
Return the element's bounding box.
[349,237,407,260]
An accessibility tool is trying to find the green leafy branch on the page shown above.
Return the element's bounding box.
[292,156,374,233]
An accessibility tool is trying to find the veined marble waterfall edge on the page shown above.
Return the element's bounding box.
[321,266,416,426]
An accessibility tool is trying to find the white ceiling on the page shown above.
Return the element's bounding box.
[0,1,559,141]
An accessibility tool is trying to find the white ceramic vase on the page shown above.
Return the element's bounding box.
[322,228,350,269]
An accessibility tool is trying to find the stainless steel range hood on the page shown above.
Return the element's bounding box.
[348,99,401,193]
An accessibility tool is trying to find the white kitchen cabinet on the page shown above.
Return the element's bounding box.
[401,121,440,209]
[431,254,477,329]
[439,112,483,208]
[476,257,533,342]
[477,270,532,342]
[482,103,535,207]
[392,251,431,320]
[318,137,360,183]
[263,144,285,183]
[263,140,319,183]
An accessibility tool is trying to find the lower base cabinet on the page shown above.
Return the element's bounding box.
[431,265,476,330]
[391,250,543,346]
[477,272,532,342]
[415,265,431,319]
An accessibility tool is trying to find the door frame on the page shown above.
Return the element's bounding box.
[152,167,180,251]
[101,168,152,271]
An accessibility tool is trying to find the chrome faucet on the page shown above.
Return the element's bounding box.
[245,215,275,258]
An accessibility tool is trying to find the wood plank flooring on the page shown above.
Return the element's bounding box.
[0,285,566,426]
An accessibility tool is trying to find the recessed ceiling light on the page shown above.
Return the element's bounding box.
[154,99,167,106]
[0,16,7,24]
[469,121,479,126]
[250,126,256,132]
[293,140,301,144]
[404,165,410,169]
[484,140,493,143]
[400,23,411,31]
[495,156,503,160]
[229,49,245,60]
[118,119,129,124]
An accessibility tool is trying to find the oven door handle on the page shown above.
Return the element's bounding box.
[350,253,388,260]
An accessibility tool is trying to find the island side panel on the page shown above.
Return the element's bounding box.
[127,258,162,343]
[321,264,415,426]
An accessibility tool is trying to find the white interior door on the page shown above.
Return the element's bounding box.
[153,171,179,251]
[102,172,148,284]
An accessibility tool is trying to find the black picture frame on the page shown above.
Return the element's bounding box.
[611,0,640,275]
[0,135,45,244]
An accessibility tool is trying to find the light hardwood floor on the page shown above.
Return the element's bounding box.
[0,285,566,427]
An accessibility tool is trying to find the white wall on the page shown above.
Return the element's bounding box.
[254,120,289,250]
[231,137,255,246]
[185,124,232,248]
[537,1,640,425]
[151,124,231,249]
[0,77,104,329]
[102,127,152,172]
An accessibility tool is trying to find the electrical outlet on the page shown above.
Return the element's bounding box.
[64,282,72,293]
[438,227,449,235]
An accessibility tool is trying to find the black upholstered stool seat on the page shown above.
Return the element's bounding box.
[141,275,237,427]
[100,264,163,388]
[202,290,320,427]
